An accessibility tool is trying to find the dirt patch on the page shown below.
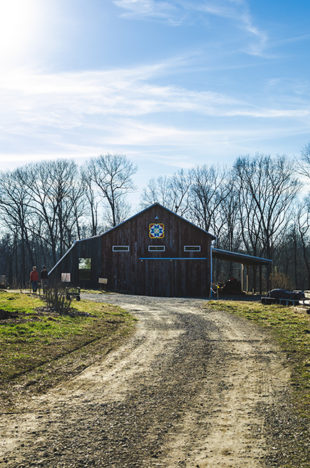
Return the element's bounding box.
[0,294,305,467]
[0,310,19,320]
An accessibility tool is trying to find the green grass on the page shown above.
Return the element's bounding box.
[0,292,42,315]
[206,300,310,417]
[0,291,136,408]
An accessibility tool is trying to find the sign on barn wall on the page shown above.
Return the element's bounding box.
[98,277,108,284]
[149,223,165,239]
[61,273,71,282]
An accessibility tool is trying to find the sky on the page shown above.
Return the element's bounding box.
[0,0,310,193]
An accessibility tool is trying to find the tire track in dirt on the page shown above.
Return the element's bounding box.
[0,294,290,467]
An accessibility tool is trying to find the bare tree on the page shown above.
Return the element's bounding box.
[235,168,264,257]
[141,169,191,216]
[81,167,100,236]
[62,177,86,246]
[217,175,241,251]
[233,155,298,261]
[88,154,137,227]
[297,199,310,288]
[141,176,171,208]
[298,143,310,179]
[17,160,84,262]
[0,170,33,285]
[189,165,228,232]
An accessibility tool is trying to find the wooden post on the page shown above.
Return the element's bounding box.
[246,266,249,293]
[241,264,244,292]
[259,265,262,295]
[266,263,271,292]
[253,264,256,293]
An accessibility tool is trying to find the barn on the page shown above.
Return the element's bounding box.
[49,202,272,297]
[49,203,215,297]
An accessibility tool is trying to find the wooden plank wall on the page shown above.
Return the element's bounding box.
[101,205,211,297]
[49,205,212,297]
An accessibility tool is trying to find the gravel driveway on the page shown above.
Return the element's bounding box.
[0,294,293,467]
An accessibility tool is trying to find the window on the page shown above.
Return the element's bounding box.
[78,258,91,281]
[112,245,130,252]
[184,245,201,252]
[148,245,165,252]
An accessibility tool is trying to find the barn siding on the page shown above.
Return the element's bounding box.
[49,236,102,288]
[49,204,213,297]
[100,205,212,297]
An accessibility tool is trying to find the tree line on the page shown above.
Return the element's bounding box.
[0,152,309,290]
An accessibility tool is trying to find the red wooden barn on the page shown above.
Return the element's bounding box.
[49,203,216,297]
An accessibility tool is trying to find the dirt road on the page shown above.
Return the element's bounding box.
[0,294,293,467]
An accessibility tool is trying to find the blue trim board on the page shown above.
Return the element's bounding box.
[139,257,207,260]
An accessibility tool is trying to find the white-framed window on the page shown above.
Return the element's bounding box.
[112,245,130,252]
[184,245,201,252]
[148,245,166,252]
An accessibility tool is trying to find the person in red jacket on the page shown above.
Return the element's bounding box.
[30,266,39,293]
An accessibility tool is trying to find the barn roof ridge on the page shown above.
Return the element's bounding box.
[48,203,215,276]
[90,202,216,240]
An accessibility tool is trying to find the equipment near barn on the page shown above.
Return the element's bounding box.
[218,278,244,295]
[261,289,305,306]
[65,287,81,301]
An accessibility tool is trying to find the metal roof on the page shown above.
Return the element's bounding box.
[212,247,272,265]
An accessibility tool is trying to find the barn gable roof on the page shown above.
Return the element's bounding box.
[48,203,215,276]
[98,202,216,240]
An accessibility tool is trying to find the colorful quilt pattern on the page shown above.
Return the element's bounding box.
[149,223,165,239]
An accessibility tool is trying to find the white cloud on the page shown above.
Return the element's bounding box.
[114,0,268,55]
[0,58,309,172]
[1,62,308,138]
[113,0,181,24]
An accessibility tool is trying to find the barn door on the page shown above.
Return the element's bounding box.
[140,259,208,297]
[142,259,174,296]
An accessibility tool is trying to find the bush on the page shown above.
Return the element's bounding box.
[270,271,293,289]
[44,285,72,315]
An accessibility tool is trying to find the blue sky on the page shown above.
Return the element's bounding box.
[0,0,310,190]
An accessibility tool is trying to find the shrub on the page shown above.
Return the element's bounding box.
[270,271,293,289]
[44,285,72,315]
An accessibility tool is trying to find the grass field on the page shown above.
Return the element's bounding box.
[206,300,310,418]
[0,291,136,410]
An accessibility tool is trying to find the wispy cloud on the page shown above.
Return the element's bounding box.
[113,0,181,24]
[0,59,309,168]
[0,63,308,132]
[114,0,268,55]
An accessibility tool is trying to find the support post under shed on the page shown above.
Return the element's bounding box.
[211,248,272,296]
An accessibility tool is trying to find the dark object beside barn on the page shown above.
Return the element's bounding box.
[65,287,81,301]
[261,289,305,305]
[268,289,305,300]
[218,278,244,295]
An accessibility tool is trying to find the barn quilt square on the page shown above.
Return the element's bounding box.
[149,223,165,239]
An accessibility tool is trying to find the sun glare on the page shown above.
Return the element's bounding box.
[0,0,41,65]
